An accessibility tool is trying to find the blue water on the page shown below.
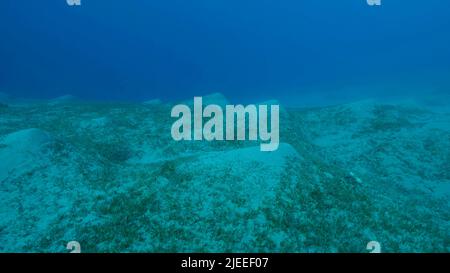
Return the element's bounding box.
[1,1,450,253]
[1,0,449,103]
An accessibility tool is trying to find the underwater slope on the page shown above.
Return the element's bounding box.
[296,100,450,201]
[0,95,448,252]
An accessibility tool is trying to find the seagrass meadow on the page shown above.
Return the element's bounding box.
[0,93,448,252]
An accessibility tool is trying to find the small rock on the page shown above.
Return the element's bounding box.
[347,171,363,184]
[324,172,334,179]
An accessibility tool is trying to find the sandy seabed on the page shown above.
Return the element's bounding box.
[0,93,449,252]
